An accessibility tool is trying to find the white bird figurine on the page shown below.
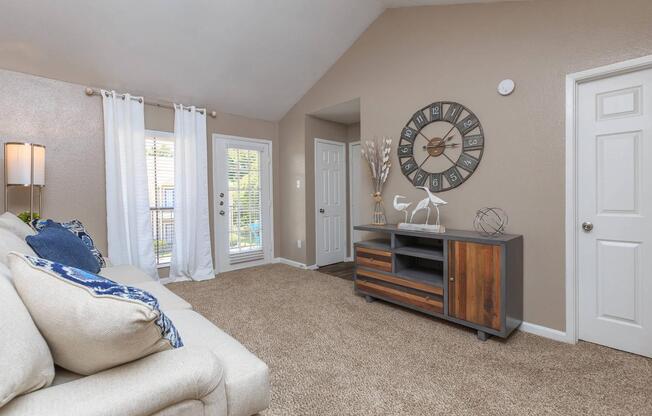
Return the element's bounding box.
[410,196,431,224]
[417,186,447,227]
[393,195,412,223]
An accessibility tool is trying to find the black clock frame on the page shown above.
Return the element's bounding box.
[398,101,484,192]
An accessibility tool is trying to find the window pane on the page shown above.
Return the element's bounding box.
[227,147,263,255]
[146,135,175,265]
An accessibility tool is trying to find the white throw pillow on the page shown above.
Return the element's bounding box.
[0,212,36,240]
[9,253,183,375]
[0,228,36,266]
[0,264,55,408]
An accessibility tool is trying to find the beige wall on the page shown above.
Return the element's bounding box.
[278,0,652,331]
[0,69,279,268]
[0,69,107,252]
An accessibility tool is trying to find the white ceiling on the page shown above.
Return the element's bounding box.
[0,0,512,121]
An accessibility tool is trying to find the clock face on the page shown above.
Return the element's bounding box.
[398,101,484,192]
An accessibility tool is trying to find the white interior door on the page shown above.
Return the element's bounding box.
[349,142,361,256]
[315,139,346,266]
[213,135,273,273]
[577,68,652,357]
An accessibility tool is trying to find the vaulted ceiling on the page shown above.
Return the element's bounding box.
[0,0,513,121]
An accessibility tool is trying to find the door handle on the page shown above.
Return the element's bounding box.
[582,221,593,232]
[219,210,225,216]
[319,208,325,213]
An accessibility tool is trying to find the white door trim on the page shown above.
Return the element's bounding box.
[348,141,360,258]
[565,54,652,344]
[314,138,347,266]
[212,133,274,273]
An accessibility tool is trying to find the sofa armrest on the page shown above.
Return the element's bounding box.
[0,347,227,416]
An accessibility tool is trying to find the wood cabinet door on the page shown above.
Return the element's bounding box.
[448,241,502,330]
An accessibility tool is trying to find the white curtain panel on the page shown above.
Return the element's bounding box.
[170,104,214,281]
[101,90,157,278]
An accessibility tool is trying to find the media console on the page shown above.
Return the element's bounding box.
[353,224,523,340]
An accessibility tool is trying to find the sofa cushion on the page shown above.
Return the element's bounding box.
[100,264,155,285]
[9,253,183,375]
[0,265,55,408]
[0,347,227,416]
[32,219,106,268]
[0,228,36,267]
[135,281,192,311]
[26,224,101,273]
[0,212,36,240]
[165,309,271,416]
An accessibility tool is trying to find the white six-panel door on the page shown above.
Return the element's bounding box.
[315,139,346,266]
[577,68,652,357]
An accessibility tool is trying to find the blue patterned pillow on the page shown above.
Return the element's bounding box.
[32,219,106,268]
[22,255,183,349]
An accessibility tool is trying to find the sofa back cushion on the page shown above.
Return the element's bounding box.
[0,212,36,240]
[8,253,182,375]
[0,263,55,408]
[26,224,101,273]
[0,228,36,267]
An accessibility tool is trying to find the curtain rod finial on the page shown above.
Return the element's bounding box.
[210,110,217,118]
[85,87,94,96]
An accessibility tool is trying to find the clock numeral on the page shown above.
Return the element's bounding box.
[398,144,413,158]
[429,173,443,192]
[463,134,484,151]
[412,111,428,130]
[401,127,418,143]
[430,102,442,122]
[456,115,479,136]
[456,152,480,173]
[444,166,463,188]
[412,169,429,187]
[444,103,463,123]
[401,158,418,175]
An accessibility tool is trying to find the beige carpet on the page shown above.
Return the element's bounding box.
[168,264,652,416]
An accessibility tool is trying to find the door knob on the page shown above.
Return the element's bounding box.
[219,210,225,216]
[319,208,325,213]
[582,222,593,232]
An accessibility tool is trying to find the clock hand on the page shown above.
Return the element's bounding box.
[422,143,460,150]
[441,125,457,142]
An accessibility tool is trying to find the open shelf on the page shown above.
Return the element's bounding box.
[393,234,444,260]
[394,254,444,288]
[394,246,444,261]
[355,238,391,251]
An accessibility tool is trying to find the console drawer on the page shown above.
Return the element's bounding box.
[356,268,443,296]
[355,247,392,272]
[356,280,443,314]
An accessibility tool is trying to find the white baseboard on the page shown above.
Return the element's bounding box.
[273,258,319,270]
[344,256,353,262]
[519,321,573,344]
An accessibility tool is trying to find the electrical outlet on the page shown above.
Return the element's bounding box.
[296,179,301,189]
[297,240,302,248]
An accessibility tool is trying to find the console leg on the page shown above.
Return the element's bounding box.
[364,295,374,303]
[477,330,489,341]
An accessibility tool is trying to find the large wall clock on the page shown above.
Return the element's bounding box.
[398,101,484,192]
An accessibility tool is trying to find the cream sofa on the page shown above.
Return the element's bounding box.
[1,262,271,416]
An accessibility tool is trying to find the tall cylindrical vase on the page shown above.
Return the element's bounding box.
[372,192,386,225]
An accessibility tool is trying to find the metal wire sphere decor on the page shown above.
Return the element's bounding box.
[473,207,508,236]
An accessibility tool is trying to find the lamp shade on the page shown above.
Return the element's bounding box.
[5,143,45,186]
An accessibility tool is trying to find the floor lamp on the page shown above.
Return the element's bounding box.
[4,142,46,221]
